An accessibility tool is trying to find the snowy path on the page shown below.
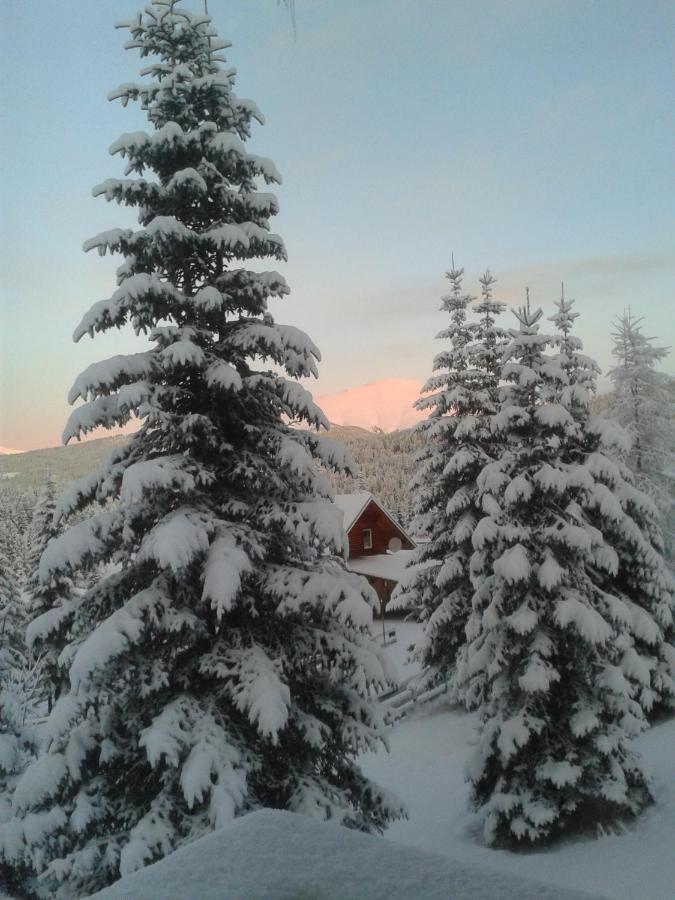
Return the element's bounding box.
[361,704,675,900]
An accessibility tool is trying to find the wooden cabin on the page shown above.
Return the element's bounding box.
[334,492,415,616]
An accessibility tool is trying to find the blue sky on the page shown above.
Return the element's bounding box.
[1,0,673,450]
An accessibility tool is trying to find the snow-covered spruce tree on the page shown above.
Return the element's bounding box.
[450,270,510,707]
[461,295,671,846]
[471,270,508,405]
[0,490,33,587]
[549,294,674,713]
[24,472,73,709]
[546,288,597,401]
[0,540,26,669]
[609,310,675,556]
[393,263,503,693]
[4,4,402,895]
[0,543,37,897]
[0,690,34,898]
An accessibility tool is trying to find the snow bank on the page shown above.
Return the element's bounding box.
[361,706,675,900]
[349,549,416,582]
[91,808,603,900]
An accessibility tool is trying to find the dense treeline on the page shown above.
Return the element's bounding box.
[1,384,670,541]
[0,425,423,533]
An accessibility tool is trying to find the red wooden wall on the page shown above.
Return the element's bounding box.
[347,500,414,559]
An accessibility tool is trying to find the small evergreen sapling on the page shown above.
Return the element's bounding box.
[4,4,402,895]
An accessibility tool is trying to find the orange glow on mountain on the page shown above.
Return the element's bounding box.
[315,378,425,432]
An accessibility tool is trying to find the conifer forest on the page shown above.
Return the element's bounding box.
[0,3,672,898]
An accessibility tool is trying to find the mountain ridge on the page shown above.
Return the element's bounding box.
[316,377,424,432]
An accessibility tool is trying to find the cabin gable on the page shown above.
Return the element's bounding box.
[333,491,417,615]
[347,499,414,559]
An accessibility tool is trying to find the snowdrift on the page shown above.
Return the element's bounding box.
[91,808,606,900]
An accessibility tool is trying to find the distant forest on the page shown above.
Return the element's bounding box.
[0,393,617,531]
[0,425,421,526]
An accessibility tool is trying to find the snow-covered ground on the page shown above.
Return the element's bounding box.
[91,808,604,900]
[372,615,422,682]
[360,623,675,900]
[4,616,672,900]
[87,692,675,900]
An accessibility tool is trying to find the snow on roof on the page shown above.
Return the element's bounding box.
[347,550,416,583]
[334,492,415,547]
[334,491,372,531]
[91,809,604,900]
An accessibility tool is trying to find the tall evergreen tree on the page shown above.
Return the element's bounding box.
[608,310,675,555]
[393,262,503,694]
[0,541,37,897]
[450,270,509,707]
[3,4,401,895]
[0,665,35,899]
[461,296,672,846]
[551,293,674,711]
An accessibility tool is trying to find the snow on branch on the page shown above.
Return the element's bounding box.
[68,352,157,404]
[225,644,290,743]
[137,508,212,572]
[201,533,253,618]
[69,583,169,689]
[74,273,184,341]
[554,596,612,644]
[39,512,117,579]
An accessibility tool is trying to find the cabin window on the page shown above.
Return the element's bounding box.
[362,528,373,550]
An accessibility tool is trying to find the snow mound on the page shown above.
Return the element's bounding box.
[91,808,605,900]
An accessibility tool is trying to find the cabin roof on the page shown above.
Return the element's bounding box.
[333,491,415,548]
[333,491,372,531]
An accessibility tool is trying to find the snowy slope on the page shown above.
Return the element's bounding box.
[316,378,425,431]
[90,808,604,900]
[360,705,675,900]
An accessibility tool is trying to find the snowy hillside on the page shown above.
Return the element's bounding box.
[0,428,424,524]
[90,808,604,900]
[0,435,130,493]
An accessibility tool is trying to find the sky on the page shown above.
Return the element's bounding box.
[1,0,673,451]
